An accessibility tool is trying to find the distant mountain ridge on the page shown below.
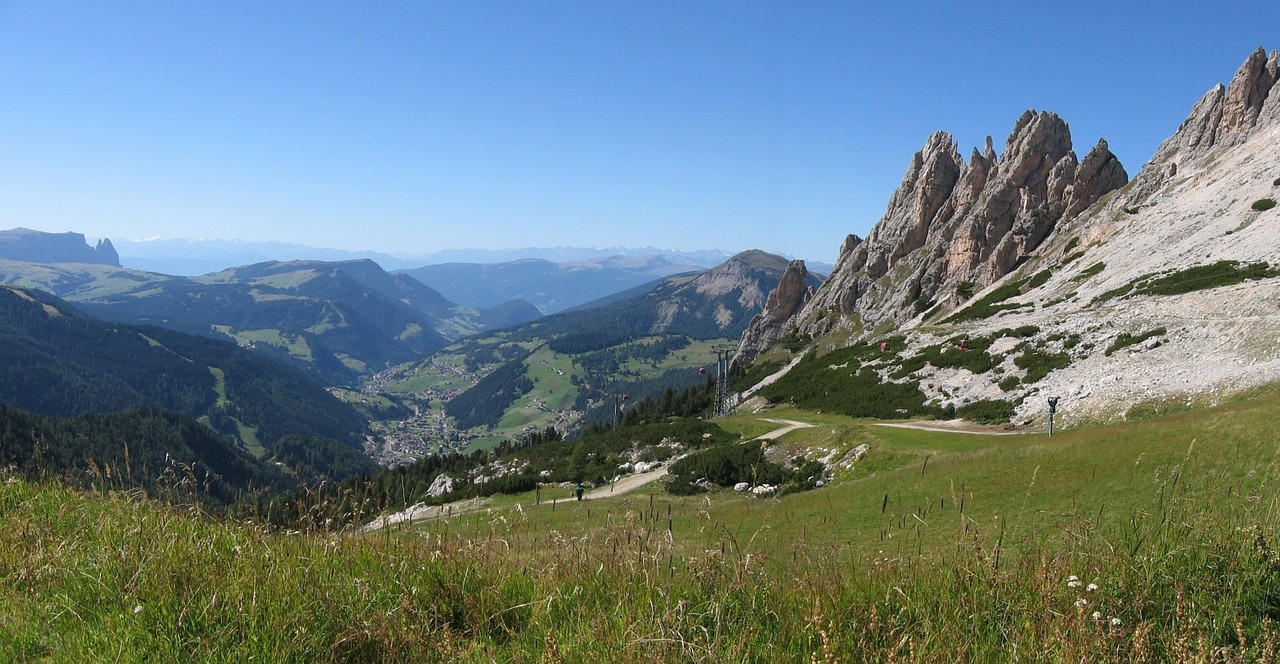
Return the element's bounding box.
[111,237,736,276]
[0,228,119,266]
[400,254,704,314]
[0,257,540,384]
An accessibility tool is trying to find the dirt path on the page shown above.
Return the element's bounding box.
[584,467,667,500]
[357,497,491,532]
[362,417,818,529]
[754,418,816,440]
[874,419,1028,436]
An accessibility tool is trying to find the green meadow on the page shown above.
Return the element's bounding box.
[4,387,1280,661]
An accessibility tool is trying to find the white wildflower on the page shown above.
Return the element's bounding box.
[133,605,143,615]
[1075,597,1088,608]
[1086,582,1098,591]
[1111,617,1122,627]
[1067,575,1082,588]
[1092,611,1102,620]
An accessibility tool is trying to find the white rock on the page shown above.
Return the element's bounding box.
[425,474,454,498]
[734,482,750,492]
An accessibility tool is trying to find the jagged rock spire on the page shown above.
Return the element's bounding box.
[1128,47,1280,205]
[735,259,813,364]
[737,110,1127,356]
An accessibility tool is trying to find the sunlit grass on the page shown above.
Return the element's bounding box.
[7,386,1280,660]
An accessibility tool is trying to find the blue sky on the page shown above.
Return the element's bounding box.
[1,2,1277,263]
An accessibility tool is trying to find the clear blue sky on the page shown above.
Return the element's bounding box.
[1,1,1277,263]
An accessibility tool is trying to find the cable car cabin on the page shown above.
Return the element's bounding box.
[879,341,891,353]
[957,338,971,351]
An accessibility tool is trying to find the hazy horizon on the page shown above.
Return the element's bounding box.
[3,2,1278,264]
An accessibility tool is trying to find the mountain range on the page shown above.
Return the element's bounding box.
[0,255,540,384]
[398,254,705,314]
[109,237,739,276]
[734,47,1280,427]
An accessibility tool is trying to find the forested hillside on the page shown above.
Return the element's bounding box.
[0,285,369,452]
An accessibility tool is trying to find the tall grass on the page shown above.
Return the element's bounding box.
[6,388,1280,660]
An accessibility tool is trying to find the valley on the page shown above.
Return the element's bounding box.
[3,41,1280,662]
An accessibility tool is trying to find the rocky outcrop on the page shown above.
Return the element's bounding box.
[646,250,821,338]
[766,111,1126,345]
[0,228,121,266]
[735,260,814,364]
[1127,48,1280,204]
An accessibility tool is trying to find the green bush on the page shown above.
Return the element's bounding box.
[1134,261,1279,297]
[1014,347,1071,383]
[760,356,935,419]
[668,441,790,491]
[1251,198,1277,211]
[945,272,1047,323]
[1075,262,1106,279]
[1106,327,1166,357]
[956,399,1015,424]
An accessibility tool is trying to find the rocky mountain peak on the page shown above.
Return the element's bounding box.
[735,260,814,364]
[1127,48,1280,205]
[748,110,1126,349]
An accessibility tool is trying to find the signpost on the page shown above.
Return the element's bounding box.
[1047,396,1059,437]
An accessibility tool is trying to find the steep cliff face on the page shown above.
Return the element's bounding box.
[734,260,813,364]
[783,110,1126,338]
[1125,47,1279,205]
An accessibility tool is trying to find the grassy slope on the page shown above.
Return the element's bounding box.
[5,389,1280,660]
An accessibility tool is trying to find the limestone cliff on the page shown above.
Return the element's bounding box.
[738,111,1126,356]
[735,47,1280,426]
[734,260,813,364]
[1125,47,1279,205]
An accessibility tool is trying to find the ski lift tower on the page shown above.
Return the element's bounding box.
[711,345,737,418]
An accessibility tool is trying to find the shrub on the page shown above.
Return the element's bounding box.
[1251,198,1277,211]
[761,358,934,419]
[945,272,1048,323]
[1106,327,1166,356]
[668,441,790,490]
[1074,262,1106,280]
[1014,347,1071,383]
[1134,261,1279,297]
[956,399,1015,424]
